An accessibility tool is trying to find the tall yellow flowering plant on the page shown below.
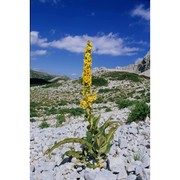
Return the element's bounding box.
[80,40,97,118]
[45,41,120,168]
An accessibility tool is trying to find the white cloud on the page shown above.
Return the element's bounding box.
[30,31,139,56]
[131,4,150,21]
[30,31,49,47]
[31,50,47,57]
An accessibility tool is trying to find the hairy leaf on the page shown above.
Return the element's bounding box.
[63,150,82,159]
[44,138,93,155]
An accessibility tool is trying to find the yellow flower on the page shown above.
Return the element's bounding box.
[80,100,88,109]
[97,161,103,168]
[80,40,96,110]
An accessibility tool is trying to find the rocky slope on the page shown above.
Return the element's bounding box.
[92,51,150,77]
[30,71,150,180]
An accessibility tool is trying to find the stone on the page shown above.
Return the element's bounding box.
[130,122,138,128]
[141,154,150,168]
[131,161,142,166]
[129,127,137,134]
[126,174,137,180]
[41,171,54,180]
[136,175,143,180]
[135,166,143,175]
[65,162,74,170]
[30,165,35,172]
[119,138,128,149]
[141,168,150,180]
[127,156,134,164]
[95,169,116,180]
[117,166,128,179]
[71,157,77,163]
[126,165,136,173]
[55,172,64,180]
[84,168,99,180]
[55,156,62,166]
[108,155,126,173]
[68,171,80,179]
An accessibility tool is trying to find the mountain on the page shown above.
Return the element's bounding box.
[30,70,56,80]
[30,70,70,81]
[30,70,70,86]
[93,51,150,77]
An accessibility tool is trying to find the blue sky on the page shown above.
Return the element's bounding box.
[30,0,150,78]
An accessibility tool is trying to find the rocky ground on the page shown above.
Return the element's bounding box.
[30,71,150,180]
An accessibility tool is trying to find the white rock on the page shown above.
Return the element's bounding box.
[65,162,74,170]
[117,166,128,179]
[126,174,137,180]
[130,122,138,128]
[55,172,64,180]
[129,127,137,134]
[126,165,136,172]
[135,166,143,175]
[71,157,77,163]
[119,138,128,149]
[108,155,126,173]
[95,169,116,180]
[41,171,54,180]
[141,154,150,168]
[84,168,99,180]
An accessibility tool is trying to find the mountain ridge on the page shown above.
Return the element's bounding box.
[92,51,150,77]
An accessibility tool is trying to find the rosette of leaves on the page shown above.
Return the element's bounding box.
[45,115,120,168]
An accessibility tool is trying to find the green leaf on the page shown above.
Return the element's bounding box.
[105,125,119,153]
[93,114,101,129]
[86,131,93,143]
[44,138,93,155]
[98,120,119,137]
[63,150,82,159]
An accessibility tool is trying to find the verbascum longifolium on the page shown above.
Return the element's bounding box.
[44,40,120,168]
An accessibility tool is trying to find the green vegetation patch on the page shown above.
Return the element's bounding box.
[56,115,66,127]
[92,76,108,86]
[46,107,84,116]
[102,71,142,82]
[127,101,150,123]
[94,97,104,104]
[98,88,118,94]
[105,107,112,112]
[116,99,136,109]
[39,121,49,129]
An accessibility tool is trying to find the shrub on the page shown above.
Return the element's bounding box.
[58,101,68,106]
[30,118,36,122]
[94,97,104,104]
[127,101,150,123]
[58,108,84,116]
[105,107,112,112]
[144,94,150,103]
[46,107,84,116]
[39,121,49,129]
[98,88,112,93]
[30,110,39,117]
[92,76,108,86]
[116,99,134,109]
[46,107,57,115]
[103,71,142,82]
[56,115,66,127]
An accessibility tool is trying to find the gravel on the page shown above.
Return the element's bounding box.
[30,108,150,180]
